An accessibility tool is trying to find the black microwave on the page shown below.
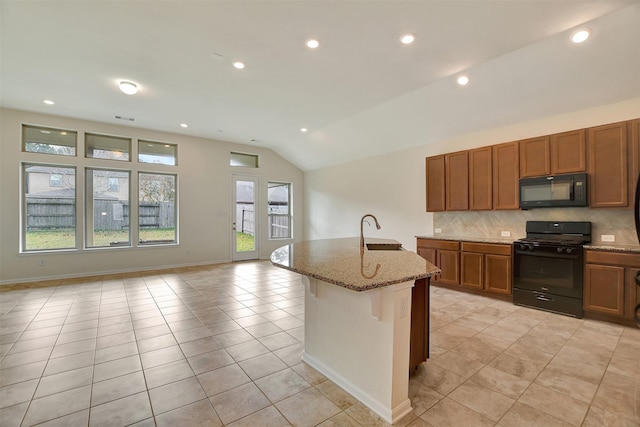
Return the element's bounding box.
[519,173,588,209]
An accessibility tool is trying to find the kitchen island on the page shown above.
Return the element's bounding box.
[270,237,440,424]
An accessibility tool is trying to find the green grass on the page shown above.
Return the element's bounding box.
[236,232,255,252]
[25,228,176,250]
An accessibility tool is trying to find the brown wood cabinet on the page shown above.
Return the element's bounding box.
[588,122,629,208]
[461,242,512,295]
[492,141,520,210]
[445,151,469,211]
[491,142,520,209]
[426,155,445,212]
[469,147,493,210]
[520,136,550,177]
[410,277,430,370]
[584,250,640,320]
[416,239,460,285]
[551,129,587,174]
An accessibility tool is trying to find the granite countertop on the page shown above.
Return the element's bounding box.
[415,235,518,245]
[270,237,441,292]
[416,235,640,253]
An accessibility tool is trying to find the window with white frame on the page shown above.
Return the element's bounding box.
[267,182,291,239]
[85,169,131,248]
[138,172,177,245]
[22,164,76,251]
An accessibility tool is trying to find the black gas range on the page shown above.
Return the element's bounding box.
[513,221,591,318]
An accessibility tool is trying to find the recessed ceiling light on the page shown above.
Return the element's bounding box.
[571,29,590,44]
[306,39,320,49]
[300,128,308,133]
[119,81,138,95]
[400,34,415,45]
[180,123,188,128]
[43,99,55,105]
[457,75,470,86]
[233,61,245,69]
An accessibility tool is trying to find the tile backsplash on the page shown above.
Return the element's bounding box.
[433,208,639,246]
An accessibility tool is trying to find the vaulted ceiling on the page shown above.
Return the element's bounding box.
[2,1,639,170]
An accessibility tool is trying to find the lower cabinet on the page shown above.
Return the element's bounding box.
[416,238,512,296]
[584,250,640,320]
[461,242,512,295]
[410,278,430,370]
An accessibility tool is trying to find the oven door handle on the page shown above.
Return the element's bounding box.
[536,295,554,302]
[514,250,580,259]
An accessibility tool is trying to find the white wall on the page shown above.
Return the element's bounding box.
[304,98,640,251]
[0,108,304,284]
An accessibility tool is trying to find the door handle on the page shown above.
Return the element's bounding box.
[232,222,236,231]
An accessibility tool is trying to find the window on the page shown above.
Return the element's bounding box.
[85,133,131,161]
[138,173,177,245]
[230,152,259,168]
[49,174,63,187]
[139,140,177,165]
[86,169,130,248]
[23,125,76,156]
[268,182,291,239]
[23,164,76,251]
[107,177,119,192]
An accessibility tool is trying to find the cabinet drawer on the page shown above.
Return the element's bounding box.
[461,242,512,256]
[417,239,460,251]
[585,250,640,267]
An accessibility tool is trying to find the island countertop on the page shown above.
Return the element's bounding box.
[270,237,440,291]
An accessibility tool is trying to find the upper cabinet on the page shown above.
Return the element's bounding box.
[426,155,446,212]
[519,130,587,178]
[519,136,550,177]
[425,118,637,212]
[469,147,493,210]
[445,151,469,211]
[589,122,628,208]
[492,141,520,210]
[551,129,587,174]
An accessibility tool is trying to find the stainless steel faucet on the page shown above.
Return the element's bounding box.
[360,214,381,251]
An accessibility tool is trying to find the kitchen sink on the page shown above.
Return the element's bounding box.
[366,243,403,251]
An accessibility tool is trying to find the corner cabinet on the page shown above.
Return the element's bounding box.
[584,250,640,320]
[416,239,460,285]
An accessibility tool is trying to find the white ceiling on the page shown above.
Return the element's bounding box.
[2,1,639,171]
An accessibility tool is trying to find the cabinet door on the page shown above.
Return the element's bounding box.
[625,268,640,320]
[520,136,550,177]
[438,249,460,285]
[417,247,436,265]
[484,254,512,295]
[445,151,469,211]
[492,142,520,210]
[461,252,483,290]
[551,129,586,174]
[426,156,446,212]
[469,147,492,210]
[584,264,625,316]
[589,122,628,208]
[629,119,639,205]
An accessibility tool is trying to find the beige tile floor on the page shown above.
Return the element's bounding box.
[1,261,639,426]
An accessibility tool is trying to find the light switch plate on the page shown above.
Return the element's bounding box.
[601,235,615,242]
[435,228,442,234]
[501,231,511,237]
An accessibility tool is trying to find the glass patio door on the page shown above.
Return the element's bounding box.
[232,174,259,261]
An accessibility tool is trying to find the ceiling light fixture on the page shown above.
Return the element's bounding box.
[400,34,415,45]
[180,123,188,128]
[119,81,138,95]
[457,75,470,86]
[300,128,308,133]
[233,61,245,69]
[43,99,55,105]
[571,29,591,44]
[306,39,320,49]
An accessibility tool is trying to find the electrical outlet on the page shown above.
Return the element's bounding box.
[38,259,46,267]
[501,231,511,237]
[434,228,442,234]
[601,235,615,242]
[400,296,408,318]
